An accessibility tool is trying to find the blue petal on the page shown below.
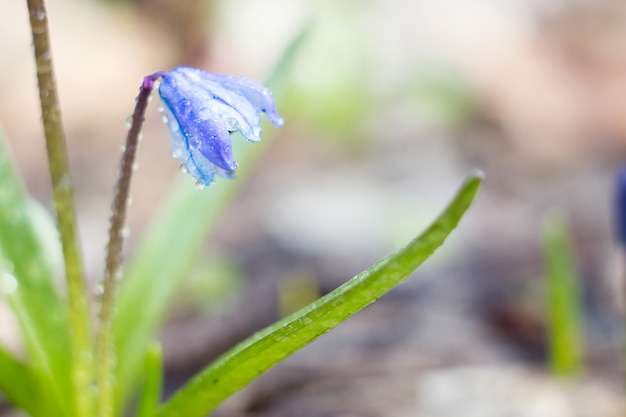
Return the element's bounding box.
[156,66,283,186]
[159,70,237,172]
[175,67,264,141]
[199,71,285,128]
[162,105,218,185]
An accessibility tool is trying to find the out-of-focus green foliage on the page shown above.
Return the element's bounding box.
[543,211,584,377]
[0,129,71,417]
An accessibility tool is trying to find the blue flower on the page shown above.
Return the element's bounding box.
[157,66,284,187]
[616,167,626,245]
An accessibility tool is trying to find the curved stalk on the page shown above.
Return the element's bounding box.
[96,75,158,417]
[25,1,93,416]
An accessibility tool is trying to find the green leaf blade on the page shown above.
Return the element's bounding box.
[136,342,163,417]
[0,129,71,417]
[543,211,584,377]
[0,346,43,416]
[154,169,483,417]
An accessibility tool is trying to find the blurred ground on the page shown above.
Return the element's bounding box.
[2,0,626,416]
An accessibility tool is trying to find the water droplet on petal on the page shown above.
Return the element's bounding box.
[179,164,188,174]
[188,138,201,150]
[198,107,212,120]
[194,181,205,190]
[158,105,164,113]
[161,114,169,123]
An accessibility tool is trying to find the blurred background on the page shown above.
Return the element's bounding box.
[2,0,626,415]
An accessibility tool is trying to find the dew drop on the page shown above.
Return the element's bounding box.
[0,272,18,295]
[198,108,212,120]
[132,161,139,171]
[34,9,46,20]
[94,283,104,296]
[171,148,183,158]
[188,138,201,150]
[157,105,164,113]
[125,116,133,129]
[37,50,51,62]
[137,131,143,142]
[120,143,126,152]
[179,164,188,174]
[161,114,169,123]
[120,224,131,239]
[194,181,205,190]
[58,174,71,192]
[114,269,124,282]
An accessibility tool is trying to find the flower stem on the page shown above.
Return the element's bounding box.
[96,75,158,417]
[25,1,93,416]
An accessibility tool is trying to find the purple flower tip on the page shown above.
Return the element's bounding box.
[615,166,626,245]
[157,66,283,186]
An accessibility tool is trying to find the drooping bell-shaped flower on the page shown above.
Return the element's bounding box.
[157,66,284,187]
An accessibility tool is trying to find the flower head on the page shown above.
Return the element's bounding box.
[157,66,284,186]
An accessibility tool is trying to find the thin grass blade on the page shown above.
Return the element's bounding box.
[543,210,584,377]
[136,342,163,417]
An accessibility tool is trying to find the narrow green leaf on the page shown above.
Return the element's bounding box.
[114,24,311,407]
[543,211,584,377]
[154,170,483,417]
[0,345,42,416]
[0,129,71,416]
[136,342,163,417]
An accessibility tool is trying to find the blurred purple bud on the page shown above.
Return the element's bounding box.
[615,167,626,245]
